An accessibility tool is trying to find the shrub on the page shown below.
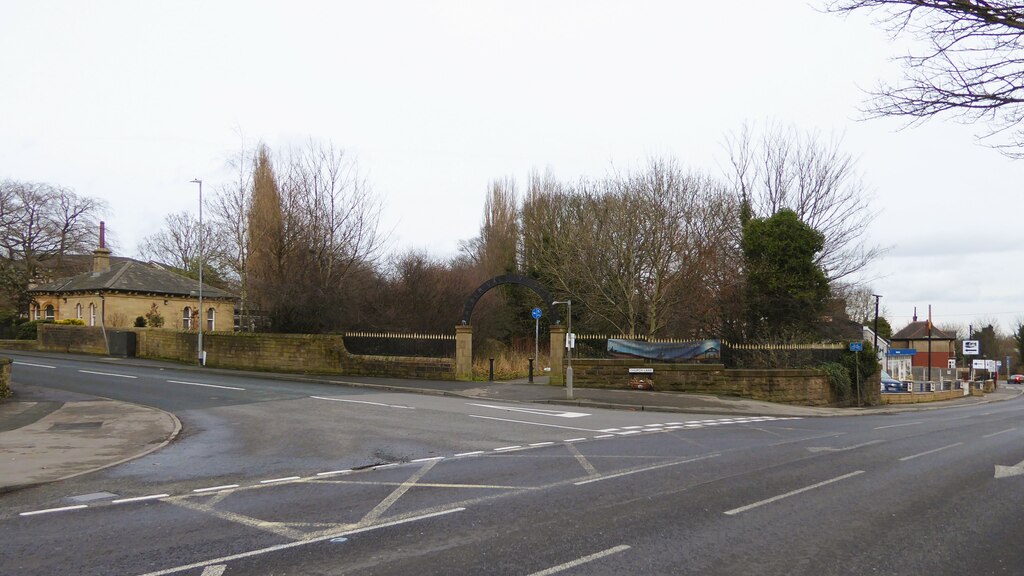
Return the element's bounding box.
[145,303,165,328]
[16,319,53,340]
[55,319,85,326]
[134,316,147,327]
[820,362,852,399]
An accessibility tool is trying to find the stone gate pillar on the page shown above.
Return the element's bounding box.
[455,324,473,381]
[549,325,566,385]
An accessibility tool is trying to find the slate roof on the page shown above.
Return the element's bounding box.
[29,258,236,300]
[891,321,953,341]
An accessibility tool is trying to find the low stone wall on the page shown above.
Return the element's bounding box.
[569,359,871,406]
[38,324,107,355]
[0,340,39,351]
[0,357,11,399]
[882,389,965,404]
[37,324,455,380]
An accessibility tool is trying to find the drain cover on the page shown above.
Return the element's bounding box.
[49,421,103,431]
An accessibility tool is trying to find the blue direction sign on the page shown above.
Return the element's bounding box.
[531,307,543,320]
[849,342,864,352]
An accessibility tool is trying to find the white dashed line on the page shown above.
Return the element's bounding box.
[529,442,555,447]
[78,370,136,379]
[983,428,1016,438]
[875,421,923,430]
[564,438,587,443]
[193,485,239,493]
[493,445,523,452]
[168,380,246,391]
[724,471,865,515]
[310,396,414,409]
[594,434,615,439]
[526,544,632,576]
[19,505,89,516]
[260,476,301,484]
[13,361,55,368]
[898,442,964,462]
[315,469,352,477]
[617,431,641,435]
[454,451,485,457]
[374,464,399,470]
[111,494,169,504]
[411,457,445,463]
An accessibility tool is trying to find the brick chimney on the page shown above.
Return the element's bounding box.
[93,222,111,274]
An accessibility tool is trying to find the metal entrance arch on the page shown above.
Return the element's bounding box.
[455,275,566,383]
[461,274,561,326]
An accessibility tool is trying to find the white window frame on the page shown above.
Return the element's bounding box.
[89,304,96,327]
[44,305,55,321]
[183,307,192,330]
[206,307,215,331]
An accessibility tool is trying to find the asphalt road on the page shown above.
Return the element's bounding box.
[3,353,1024,575]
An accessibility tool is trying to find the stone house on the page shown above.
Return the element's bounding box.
[28,237,237,331]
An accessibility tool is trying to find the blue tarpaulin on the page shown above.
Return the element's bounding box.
[607,339,721,362]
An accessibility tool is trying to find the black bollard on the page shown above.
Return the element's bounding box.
[528,357,534,383]
[489,358,494,382]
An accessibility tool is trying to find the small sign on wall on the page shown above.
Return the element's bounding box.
[628,367,654,374]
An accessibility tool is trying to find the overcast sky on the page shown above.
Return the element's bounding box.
[2,1,1021,334]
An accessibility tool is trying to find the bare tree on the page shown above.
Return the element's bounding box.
[827,0,1024,155]
[726,123,884,281]
[0,180,105,313]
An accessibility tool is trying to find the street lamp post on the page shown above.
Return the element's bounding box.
[871,294,882,353]
[552,300,573,400]
[190,178,204,366]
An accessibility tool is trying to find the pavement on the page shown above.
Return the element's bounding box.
[0,350,1020,493]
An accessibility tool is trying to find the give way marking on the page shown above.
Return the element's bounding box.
[467,403,590,419]
[995,457,1024,478]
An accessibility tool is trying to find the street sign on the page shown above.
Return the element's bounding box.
[963,340,980,355]
[948,359,957,370]
[972,359,987,370]
[849,342,863,352]
[531,307,542,320]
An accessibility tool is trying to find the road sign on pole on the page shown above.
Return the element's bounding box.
[849,342,863,352]
[963,340,980,355]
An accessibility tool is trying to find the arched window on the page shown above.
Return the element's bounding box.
[183,307,193,330]
[89,304,96,326]
[32,304,40,320]
[206,307,216,331]
[44,305,55,321]
[76,303,83,319]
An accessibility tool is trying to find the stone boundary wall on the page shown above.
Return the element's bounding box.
[0,357,11,399]
[569,358,877,406]
[0,340,40,351]
[37,324,454,380]
[38,324,108,355]
[882,389,965,404]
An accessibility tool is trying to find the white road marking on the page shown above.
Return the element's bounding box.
[374,463,399,470]
[563,438,587,443]
[468,414,598,432]
[78,370,136,379]
[311,396,415,409]
[806,440,883,453]
[19,505,88,516]
[13,361,55,368]
[724,471,865,516]
[617,431,641,435]
[983,428,1016,439]
[454,451,484,457]
[411,457,445,463]
[135,508,465,576]
[529,442,555,447]
[111,494,169,504]
[467,403,590,418]
[526,545,632,576]
[575,453,720,486]
[167,380,245,391]
[621,426,645,430]
[599,428,621,433]
[594,434,615,439]
[875,421,923,430]
[192,484,239,493]
[315,469,352,477]
[259,476,301,484]
[899,442,964,462]
[200,566,226,576]
[493,445,523,452]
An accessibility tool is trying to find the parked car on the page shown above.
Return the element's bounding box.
[1009,374,1023,384]
[881,370,905,392]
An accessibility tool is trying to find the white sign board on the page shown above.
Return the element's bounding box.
[628,367,654,374]
[948,359,957,370]
[963,340,980,355]
[987,360,997,372]
[972,359,987,370]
